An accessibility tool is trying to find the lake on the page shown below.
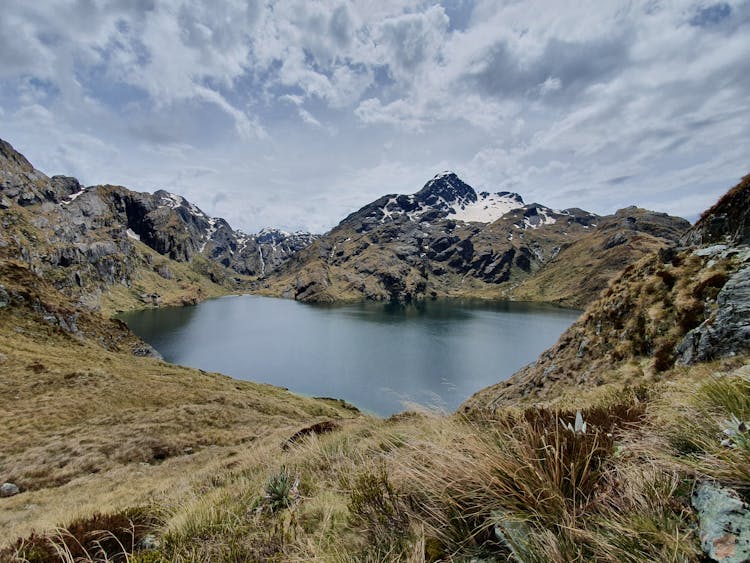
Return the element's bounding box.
[119,296,580,416]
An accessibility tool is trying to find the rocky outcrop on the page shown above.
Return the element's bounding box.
[677,250,750,364]
[682,174,750,246]
[0,138,316,310]
[675,175,750,364]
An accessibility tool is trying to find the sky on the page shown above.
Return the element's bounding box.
[0,1,748,233]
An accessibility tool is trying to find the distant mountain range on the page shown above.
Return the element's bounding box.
[260,171,689,307]
[0,137,690,310]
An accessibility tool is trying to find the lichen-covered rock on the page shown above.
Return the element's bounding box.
[692,482,750,562]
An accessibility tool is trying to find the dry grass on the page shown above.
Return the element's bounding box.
[0,300,362,547]
[6,360,750,561]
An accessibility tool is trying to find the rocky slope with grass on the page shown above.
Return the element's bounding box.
[0,138,316,313]
[261,171,689,306]
[465,173,750,410]
[0,219,361,551]
[1,137,749,561]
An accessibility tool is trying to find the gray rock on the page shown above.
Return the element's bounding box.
[492,510,533,561]
[602,231,628,249]
[577,337,589,358]
[692,482,750,562]
[0,482,20,497]
[695,244,729,257]
[0,285,8,308]
[677,264,750,364]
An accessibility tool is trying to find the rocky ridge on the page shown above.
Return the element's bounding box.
[0,138,316,311]
[262,172,689,306]
[465,174,750,410]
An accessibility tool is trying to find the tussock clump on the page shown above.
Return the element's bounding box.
[2,509,157,563]
[664,368,750,488]
[343,462,414,558]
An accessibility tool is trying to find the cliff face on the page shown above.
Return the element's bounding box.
[465,175,750,411]
[0,138,315,312]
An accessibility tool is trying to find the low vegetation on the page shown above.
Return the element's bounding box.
[2,356,748,561]
[2,147,748,560]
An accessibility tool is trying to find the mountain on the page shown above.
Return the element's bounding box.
[464,173,750,410]
[3,136,750,562]
[0,138,316,312]
[510,206,691,307]
[261,171,689,306]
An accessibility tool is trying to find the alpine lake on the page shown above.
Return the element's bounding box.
[119,295,580,416]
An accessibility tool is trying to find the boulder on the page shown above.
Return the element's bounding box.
[0,482,20,497]
[692,482,750,562]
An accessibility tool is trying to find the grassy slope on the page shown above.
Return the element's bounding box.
[7,359,747,561]
[2,161,746,561]
[98,241,232,317]
[0,260,362,546]
[508,230,672,308]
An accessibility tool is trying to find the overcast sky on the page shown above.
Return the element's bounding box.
[1,1,748,233]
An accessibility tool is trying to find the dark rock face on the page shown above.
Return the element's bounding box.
[677,258,750,364]
[682,174,750,246]
[414,172,477,207]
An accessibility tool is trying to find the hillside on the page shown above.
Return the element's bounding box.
[0,255,361,545]
[2,137,749,561]
[509,206,691,307]
[0,138,316,314]
[262,172,689,307]
[465,174,750,410]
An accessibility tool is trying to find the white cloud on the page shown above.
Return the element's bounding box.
[0,0,748,232]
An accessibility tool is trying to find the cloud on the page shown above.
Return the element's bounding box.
[0,0,748,233]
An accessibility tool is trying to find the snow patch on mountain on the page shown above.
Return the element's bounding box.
[452,191,525,223]
[199,217,218,253]
[60,186,87,205]
[368,172,526,226]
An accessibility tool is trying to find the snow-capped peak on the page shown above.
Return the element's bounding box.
[433,170,457,180]
[451,191,525,223]
[370,173,526,225]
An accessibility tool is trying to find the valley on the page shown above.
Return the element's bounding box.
[0,136,749,562]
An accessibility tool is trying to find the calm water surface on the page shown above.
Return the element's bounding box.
[120,296,579,416]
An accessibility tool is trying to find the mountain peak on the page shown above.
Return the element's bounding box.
[417,171,477,206]
[433,170,458,180]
